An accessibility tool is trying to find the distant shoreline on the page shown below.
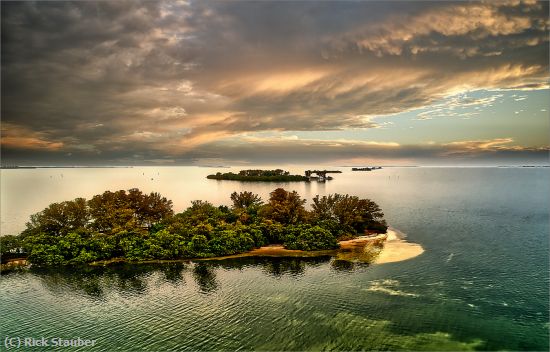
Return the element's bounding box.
[2,165,548,170]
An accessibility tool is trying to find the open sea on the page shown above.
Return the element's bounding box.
[1,166,548,351]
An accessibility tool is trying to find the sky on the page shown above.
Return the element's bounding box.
[1,0,549,166]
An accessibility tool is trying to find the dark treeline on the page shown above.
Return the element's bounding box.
[207,169,308,182]
[0,188,387,266]
[238,169,290,177]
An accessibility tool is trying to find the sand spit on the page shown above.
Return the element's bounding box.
[374,228,425,264]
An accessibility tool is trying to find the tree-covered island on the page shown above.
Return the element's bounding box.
[0,188,387,267]
[207,169,308,182]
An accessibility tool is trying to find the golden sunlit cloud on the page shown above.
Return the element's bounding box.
[1,123,64,151]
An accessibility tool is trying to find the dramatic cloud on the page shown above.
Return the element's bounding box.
[186,136,549,166]
[1,123,64,151]
[1,0,548,165]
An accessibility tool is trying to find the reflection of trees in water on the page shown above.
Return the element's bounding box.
[32,267,106,297]
[192,263,219,294]
[31,263,187,298]
[30,256,368,298]
[330,259,371,272]
[160,263,186,285]
[204,259,251,271]
[261,257,330,277]
[202,256,332,278]
[109,265,149,294]
[262,258,306,277]
[331,259,356,272]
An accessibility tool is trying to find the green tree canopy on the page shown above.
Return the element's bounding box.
[24,197,89,237]
[312,194,387,234]
[260,188,307,225]
[13,187,386,266]
[87,189,173,233]
[230,191,263,209]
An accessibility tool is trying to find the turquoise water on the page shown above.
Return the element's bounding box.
[1,167,548,350]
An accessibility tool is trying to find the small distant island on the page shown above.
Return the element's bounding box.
[352,167,383,171]
[207,169,307,182]
[0,188,388,268]
[207,169,342,182]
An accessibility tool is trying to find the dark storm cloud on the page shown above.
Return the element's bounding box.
[1,0,548,165]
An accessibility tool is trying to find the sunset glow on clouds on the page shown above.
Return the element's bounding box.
[1,0,548,165]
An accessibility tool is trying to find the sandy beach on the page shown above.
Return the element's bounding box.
[374,228,425,264]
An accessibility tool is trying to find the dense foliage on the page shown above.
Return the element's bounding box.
[1,188,387,266]
[207,169,308,182]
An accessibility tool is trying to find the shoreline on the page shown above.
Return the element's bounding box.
[195,232,388,262]
[1,228,424,271]
[86,228,424,265]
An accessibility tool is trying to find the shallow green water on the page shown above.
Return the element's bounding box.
[1,167,548,350]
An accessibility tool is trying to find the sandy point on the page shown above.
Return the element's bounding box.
[374,228,424,264]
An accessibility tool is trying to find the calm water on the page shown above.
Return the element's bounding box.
[1,167,549,350]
